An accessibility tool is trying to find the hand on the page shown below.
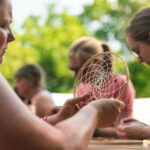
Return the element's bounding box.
[117,118,150,139]
[88,99,124,128]
[48,106,62,116]
[119,117,144,124]
[54,93,92,122]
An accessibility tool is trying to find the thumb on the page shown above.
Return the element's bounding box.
[117,125,125,131]
[68,92,91,105]
[114,100,125,110]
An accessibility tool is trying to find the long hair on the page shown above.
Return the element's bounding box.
[126,7,150,43]
[69,37,112,65]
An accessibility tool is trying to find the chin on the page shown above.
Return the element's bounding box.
[144,61,150,66]
[0,54,4,63]
[0,58,3,64]
[147,62,150,65]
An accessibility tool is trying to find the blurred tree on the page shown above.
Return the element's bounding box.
[18,7,88,92]
[0,33,38,86]
[128,58,150,98]
[79,0,150,97]
[79,0,149,51]
[1,0,150,97]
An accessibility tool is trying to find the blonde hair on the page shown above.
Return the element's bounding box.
[69,37,111,65]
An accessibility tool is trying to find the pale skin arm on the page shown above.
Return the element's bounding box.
[55,106,98,150]
[0,74,63,150]
[0,74,123,150]
[26,103,36,114]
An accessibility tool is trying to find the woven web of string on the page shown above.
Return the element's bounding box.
[74,53,128,101]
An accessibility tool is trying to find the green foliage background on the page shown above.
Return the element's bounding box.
[0,0,150,97]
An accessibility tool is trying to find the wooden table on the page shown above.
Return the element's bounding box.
[88,140,150,150]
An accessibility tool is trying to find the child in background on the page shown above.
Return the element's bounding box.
[14,64,55,117]
[68,37,135,138]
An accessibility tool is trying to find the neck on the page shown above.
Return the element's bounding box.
[26,87,43,99]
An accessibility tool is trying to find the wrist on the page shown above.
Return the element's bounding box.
[83,105,98,126]
[56,113,64,123]
[44,114,60,125]
[143,126,150,139]
[43,116,48,122]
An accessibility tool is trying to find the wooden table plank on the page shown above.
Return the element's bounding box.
[88,139,150,150]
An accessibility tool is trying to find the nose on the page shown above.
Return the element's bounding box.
[138,56,144,63]
[7,29,15,43]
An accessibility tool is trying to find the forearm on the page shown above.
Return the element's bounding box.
[46,114,61,125]
[142,125,150,139]
[0,75,96,149]
[55,106,98,150]
[0,75,64,150]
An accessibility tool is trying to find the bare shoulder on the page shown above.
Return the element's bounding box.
[32,90,54,105]
[33,95,53,104]
[32,90,55,117]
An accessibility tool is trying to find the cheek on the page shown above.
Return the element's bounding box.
[68,57,73,65]
[16,82,25,91]
[140,45,150,60]
[69,54,81,66]
[0,29,7,52]
[16,83,22,91]
[69,56,76,65]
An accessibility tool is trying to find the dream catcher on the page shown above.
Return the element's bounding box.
[73,52,129,108]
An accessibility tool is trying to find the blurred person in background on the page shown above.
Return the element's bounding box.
[68,36,135,138]
[14,64,55,117]
[14,86,36,114]
[117,7,150,140]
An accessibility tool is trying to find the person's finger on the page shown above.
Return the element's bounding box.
[120,117,136,125]
[113,99,125,110]
[75,104,81,110]
[119,118,127,124]
[117,125,125,132]
[67,92,92,105]
[117,131,126,139]
[54,106,62,109]
[55,106,62,112]
[79,101,88,108]
[85,99,93,104]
